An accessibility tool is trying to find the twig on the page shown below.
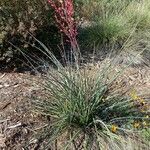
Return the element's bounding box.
[7,122,22,129]
[0,74,6,79]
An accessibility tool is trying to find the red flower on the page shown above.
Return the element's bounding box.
[48,0,78,50]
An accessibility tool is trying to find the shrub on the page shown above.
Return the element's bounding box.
[0,0,61,69]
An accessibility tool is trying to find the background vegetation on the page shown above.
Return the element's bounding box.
[77,0,150,64]
[1,0,150,69]
[0,0,60,70]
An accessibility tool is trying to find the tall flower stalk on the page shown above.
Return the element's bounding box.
[48,0,80,64]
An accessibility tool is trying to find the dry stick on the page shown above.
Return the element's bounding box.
[7,122,22,129]
[0,74,6,79]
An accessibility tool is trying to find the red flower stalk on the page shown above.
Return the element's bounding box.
[48,0,78,53]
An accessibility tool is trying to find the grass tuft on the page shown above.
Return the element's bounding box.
[78,0,150,66]
[32,56,149,149]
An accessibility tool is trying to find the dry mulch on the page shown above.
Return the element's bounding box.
[0,66,150,150]
[0,72,48,150]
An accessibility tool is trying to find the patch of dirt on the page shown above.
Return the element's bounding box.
[0,72,48,149]
[0,66,150,149]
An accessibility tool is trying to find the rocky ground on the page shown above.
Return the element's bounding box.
[0,65,150,149]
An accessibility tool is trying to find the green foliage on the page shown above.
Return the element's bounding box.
[32,51,147,148]
[141,128,150,141]
[79,16,130,48]
[77,0,150,59]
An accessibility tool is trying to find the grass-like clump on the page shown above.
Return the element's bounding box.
[32,56,149,149]
[78,0,150,64]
